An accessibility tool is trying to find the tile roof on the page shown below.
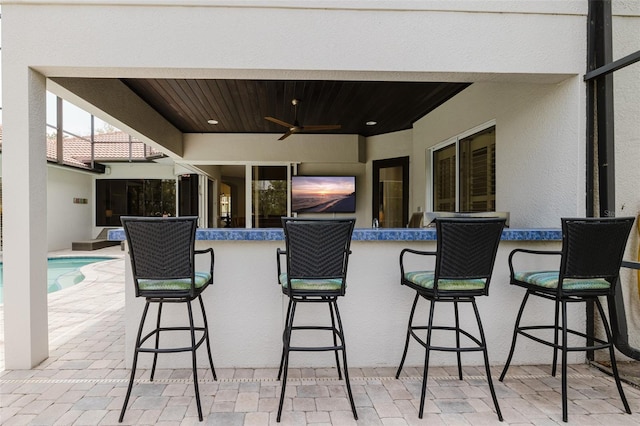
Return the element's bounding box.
[1,125,164,170]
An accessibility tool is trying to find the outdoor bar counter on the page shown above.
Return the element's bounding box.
[110,227,578,370]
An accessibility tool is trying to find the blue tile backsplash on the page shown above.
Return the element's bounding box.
[109,227,561,242]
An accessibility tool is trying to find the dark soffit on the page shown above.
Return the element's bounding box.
[121,79,470,137]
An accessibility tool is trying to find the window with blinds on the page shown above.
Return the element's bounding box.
[433,144,457,212]
[460,127,496,212]
[432,124,496,212]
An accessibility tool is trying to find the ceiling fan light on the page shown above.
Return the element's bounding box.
[366,120,377,126]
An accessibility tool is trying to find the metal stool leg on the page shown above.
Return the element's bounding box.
[454,299,463,380]
[500,291,531,381]
[560,299,568,422]
[277,300,297,422]
[198,295,217,381]
[277,298,294,381]
[119,300,151,423]
[551,299,560,377]
[419,299,436,419]
[332,299,357,420]
[396,293,420,378]
[187,300,203,421]
[597,297,631,414]
[150,302,163,382]
[329,300,343,380]
[471,298,503,421]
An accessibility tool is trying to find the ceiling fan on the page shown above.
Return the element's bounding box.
[265,99,341,140]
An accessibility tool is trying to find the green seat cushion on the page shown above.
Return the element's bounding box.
[404,271,486,291]
[279,273,344,291]
[138,271,211,291]
[513,271,610,290]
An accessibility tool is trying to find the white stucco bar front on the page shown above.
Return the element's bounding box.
[112,228,582,370]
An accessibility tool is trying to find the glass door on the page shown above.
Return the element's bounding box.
[372,157,409,228]
[251,165,288,228]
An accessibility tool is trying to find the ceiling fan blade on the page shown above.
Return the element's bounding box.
[265,116,294,128]
[270,99,341,139]
[300,124,342,131]
[278,130,294,140]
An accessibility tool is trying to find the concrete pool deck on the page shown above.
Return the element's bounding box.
[2,246,640,424]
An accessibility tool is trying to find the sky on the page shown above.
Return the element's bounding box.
[46,93,115,136]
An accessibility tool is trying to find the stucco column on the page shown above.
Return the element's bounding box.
[2,68,49,368]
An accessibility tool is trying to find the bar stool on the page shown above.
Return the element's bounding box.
[276,217,357,422]
[119,216,216,423]
[396,217,505,421]
[499,216,634,422]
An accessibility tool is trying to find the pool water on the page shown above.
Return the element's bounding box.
[0,256,114,304]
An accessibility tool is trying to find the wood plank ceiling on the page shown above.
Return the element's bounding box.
[122,79,470,138]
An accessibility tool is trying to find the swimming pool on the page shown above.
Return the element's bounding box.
[0,256,115,304]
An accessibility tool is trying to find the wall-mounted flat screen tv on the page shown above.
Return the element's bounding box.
[291,176,356,213]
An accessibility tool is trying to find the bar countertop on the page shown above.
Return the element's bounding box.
[109,227,562,242]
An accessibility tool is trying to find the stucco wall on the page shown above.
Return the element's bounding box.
[412,79,585,228]
[6,164,91,252]
[6,2,586,79]
[46,167,94,251]
[183,133,363,164]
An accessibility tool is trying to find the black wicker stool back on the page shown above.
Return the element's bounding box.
[560,218,633,292]
[436,218,505,295]
[500,216,635,422]
[396,217,506,421]
[281,218,354,295]
[276,217,357,422]
[124,217,196,297]
[119,216,216,423]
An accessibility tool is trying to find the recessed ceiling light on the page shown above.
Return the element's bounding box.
[366,121,377,126]
[207,119,219,125]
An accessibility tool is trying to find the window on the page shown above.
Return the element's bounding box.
[96,179,176,226]
[433,144,457,212]
[432,124,496,212]
[46,92,164,171]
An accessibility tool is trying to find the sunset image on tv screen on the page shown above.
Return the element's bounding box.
[291,176,356,213]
